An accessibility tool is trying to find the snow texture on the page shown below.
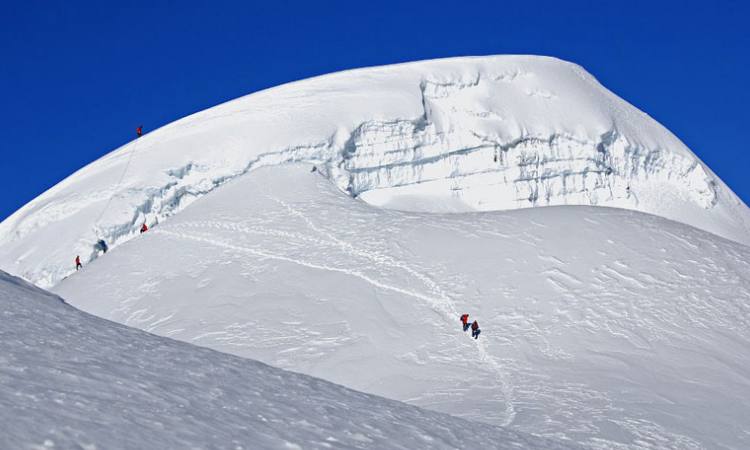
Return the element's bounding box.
[56,165,750,450]
[2,56,750,288]
[0,270,567,450]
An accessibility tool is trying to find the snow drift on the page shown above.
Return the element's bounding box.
[2,55,749,288]
[0,270,566,449]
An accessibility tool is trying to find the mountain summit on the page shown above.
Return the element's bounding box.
[2,55,749,288]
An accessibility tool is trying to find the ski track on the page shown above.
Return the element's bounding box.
[154,198,519,426]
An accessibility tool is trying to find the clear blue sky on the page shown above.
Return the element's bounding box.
[2,0,748,221]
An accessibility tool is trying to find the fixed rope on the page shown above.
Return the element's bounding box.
[92,137,140,233]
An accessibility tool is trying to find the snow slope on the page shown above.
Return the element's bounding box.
[2,55,750,288]
[0,270,567,450]
[56,165,750,449]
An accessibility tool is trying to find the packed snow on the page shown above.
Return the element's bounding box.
[2,56,750,288]
[56,165,750,449]
[0,270,567,449]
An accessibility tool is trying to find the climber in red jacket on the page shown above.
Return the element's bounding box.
[460,314,470,332]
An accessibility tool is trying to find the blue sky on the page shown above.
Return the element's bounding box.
[1,0,748,221]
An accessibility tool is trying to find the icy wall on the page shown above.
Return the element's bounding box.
[329,79,719,215]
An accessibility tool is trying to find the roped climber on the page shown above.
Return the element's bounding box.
[460,313,470,332]
[75,255,82,271]
[95,239,108,254]
[471,320,481,339]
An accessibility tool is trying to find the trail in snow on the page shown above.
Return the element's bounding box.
[156,204,518,425]
[155,229,449,316]
[266,194,518,425]
[269,196,456,307]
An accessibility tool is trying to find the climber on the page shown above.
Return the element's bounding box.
[140,223,148,234]
[136,125,143,138]
[75,255,82,271]
[95,239,108,254]
[460,313,470,332]
[311,166,317,173]
[471,320,481,339]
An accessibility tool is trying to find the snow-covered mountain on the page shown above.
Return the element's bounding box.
[1,56,749,288]
[2,56,750,449]
[0,270,566,449]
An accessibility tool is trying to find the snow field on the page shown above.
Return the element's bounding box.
[56,165,750,449]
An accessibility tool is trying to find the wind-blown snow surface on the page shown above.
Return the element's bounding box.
[56,165,750,449]
[2,55,750,287]
[0,271,565,450]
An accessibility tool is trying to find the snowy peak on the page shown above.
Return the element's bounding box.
[1,55,749,287]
